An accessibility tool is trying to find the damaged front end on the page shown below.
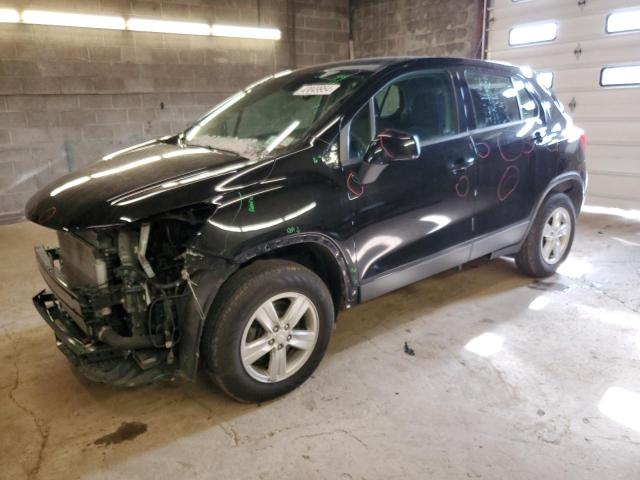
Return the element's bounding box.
[33,211,231,386]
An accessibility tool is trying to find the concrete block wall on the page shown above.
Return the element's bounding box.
[351,0,483,59]
[0,0,350,221]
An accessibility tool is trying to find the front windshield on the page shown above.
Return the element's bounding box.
[183,66,377,159]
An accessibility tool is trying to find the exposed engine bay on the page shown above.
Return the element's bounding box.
[34,210,216,386]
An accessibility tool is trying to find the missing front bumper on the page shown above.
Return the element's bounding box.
[32,290,111,361]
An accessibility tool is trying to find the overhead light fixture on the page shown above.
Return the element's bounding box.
[0,8,19,23]
[509,21,558,46]
[127,18,210,35]
[1,9,281,40]
[607,8,640,34]
[211,24,281,40]
[22,10,125,30]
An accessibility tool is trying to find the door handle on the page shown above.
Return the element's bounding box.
[448,157,475,175]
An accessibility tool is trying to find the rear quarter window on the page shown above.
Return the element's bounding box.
[465,70,521,128]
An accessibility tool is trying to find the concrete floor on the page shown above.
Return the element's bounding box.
[1,210,639,480]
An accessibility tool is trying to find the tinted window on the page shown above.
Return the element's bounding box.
[465,71,521,128]
[349,104,372,162]
[375,84,401,119]
[374,71,458,140]
[513,78,538,119]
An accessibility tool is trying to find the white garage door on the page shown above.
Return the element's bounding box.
[486,0,640,208]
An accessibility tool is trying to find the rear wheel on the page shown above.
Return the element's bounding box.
[516,193,576,277]
[202,260,334,402]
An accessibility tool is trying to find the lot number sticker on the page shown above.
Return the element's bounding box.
[293,84,341,96]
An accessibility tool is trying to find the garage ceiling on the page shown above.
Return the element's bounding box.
[486,0,640,208]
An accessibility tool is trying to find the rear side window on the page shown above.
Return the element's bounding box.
[465,71,521,128]
[513,78,538,119]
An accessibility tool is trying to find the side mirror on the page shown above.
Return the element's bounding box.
[358,130,420,184]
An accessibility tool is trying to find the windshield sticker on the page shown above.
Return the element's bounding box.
[293,84,341,96]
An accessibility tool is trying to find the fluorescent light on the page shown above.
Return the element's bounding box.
[0,8,19,23]
[22,10,125,30]
[212,24,281,40]
[600,65,640,87]
[509,21,557,46]
[607,9,640,34]
[537,71,554,89]
[464,333,504,357]
[127,18,210,35]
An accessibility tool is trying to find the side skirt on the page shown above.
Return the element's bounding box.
[359,221,529,302]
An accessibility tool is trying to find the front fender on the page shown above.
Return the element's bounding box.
[176,254,238,380]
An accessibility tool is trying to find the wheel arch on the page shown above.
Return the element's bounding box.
[234,233,358,314]
[506,172,584,255]
[549,176,584,215]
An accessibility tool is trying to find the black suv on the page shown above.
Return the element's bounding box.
[27,57,586,402]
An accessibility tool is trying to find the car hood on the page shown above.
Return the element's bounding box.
[25,140,267,229]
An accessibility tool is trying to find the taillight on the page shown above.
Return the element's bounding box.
[579,129,586,152]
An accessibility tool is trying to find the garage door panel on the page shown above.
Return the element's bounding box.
[587,173,640,202]
[488,0,640,205]
[587,145,640,175]
[577,121,640,145]
[490,15,632,51]
[555,90,640,107]
[556,93,640,122]
[490,0,638,16]
[488,35,640,71]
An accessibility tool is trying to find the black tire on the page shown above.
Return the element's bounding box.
[515,192,576,277]
[202,259,334,403]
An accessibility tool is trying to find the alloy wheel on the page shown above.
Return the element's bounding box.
[540,206,571,264]
[240,292,319,383]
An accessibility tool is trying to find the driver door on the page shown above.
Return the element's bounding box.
[348,70,478,300]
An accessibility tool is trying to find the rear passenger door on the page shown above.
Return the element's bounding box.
[463,68,545,238]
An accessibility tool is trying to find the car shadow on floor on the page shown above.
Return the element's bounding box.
[0,256,537,479]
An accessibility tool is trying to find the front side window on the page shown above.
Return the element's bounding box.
[465,71,521,128]
[374,71,458,140]
[349,104,372,162]
[347,70,459,163]
[184,67,376,159]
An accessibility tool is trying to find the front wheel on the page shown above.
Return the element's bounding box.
[202,260,334,402]
[516,193,576,277]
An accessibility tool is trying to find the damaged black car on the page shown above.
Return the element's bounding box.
[26,57,586,402]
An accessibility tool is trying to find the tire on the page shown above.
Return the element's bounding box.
[516,192,576,278]
[74,356,168,387]
[202,259,334,403]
